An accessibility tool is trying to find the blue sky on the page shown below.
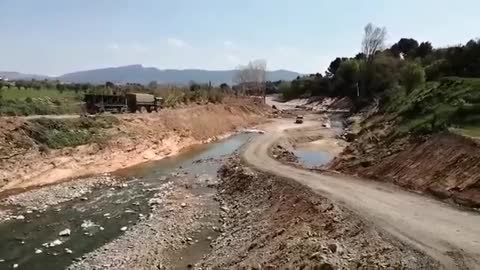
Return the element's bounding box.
[0,0,479,75]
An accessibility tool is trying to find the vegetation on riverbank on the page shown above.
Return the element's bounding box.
[22,116,119,149]
[386,77,480,136]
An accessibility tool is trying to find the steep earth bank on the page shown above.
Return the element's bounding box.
[330,130,480,208]
[330,77,480,208]
[200,158,438,269]
[0,99,268,193]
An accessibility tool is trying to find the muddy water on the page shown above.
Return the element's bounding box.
[293,148,333,168]
[0,133,255,270]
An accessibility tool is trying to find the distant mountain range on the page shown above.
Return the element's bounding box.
[0,65,300,85]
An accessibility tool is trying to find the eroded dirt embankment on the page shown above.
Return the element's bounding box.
[331,132,480,208]
[199,158,438,269]
[0,100,268,193]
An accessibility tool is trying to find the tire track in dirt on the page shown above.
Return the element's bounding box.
[242,118,480,270]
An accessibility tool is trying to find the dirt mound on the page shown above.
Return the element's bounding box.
[328,97,353,111]
[271,143,298,163]
[331,132,480,208]
[199,159,437,269]
[0,100,269,193]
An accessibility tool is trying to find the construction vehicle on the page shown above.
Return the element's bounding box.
[295,115,304,124]
[84,93,163,114]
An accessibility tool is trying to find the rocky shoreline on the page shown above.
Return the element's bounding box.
[0,175,120,222]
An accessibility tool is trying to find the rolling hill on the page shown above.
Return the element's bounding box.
[1,65,301,85]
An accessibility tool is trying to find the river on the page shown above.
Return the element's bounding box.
[0,133,255,270]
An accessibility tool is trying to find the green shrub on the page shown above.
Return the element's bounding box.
[22,116,118,149]
[386,78,480,136]
[400,62,425,93]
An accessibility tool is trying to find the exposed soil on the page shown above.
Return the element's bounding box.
[199,158,438,269]
[242,117,480,269]
[330,127,480,209]
[271,143,298,164]
[0,99,268,193]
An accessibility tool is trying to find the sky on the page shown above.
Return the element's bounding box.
[0,0,479,76]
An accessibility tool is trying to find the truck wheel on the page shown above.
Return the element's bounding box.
[147,106,152,113]
[139,106,147,113]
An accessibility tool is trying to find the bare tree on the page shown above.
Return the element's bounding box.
[361,23,387,62]
[233,59,267,102]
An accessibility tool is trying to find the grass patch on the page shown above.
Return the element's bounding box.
[0,87,83,116]
[385,77,480,136]
[1,87,83,101]
[22,116,119,149]
[0,98,82,116]
[451,126,480,138]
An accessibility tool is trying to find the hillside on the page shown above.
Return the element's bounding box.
[1,65,300,85]
[0,71,48,81]
[330,77,480,208]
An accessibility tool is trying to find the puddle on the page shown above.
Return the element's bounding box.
[0,133,255,270]
[293,148,333,168]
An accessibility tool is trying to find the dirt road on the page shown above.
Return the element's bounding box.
[242,118,480,270]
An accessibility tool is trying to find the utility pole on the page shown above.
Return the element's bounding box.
[356,82,360,97]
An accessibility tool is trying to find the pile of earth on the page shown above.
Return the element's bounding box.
[270,143,298,164]
[198,158,438,269]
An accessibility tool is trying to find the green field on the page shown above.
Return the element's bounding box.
[0,87,83,116]
[1,87,83,101]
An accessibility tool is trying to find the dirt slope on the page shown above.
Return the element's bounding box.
[331,132,480,208]
[242,119,480,269]
[0,99,268,193]
[200,159,437,269]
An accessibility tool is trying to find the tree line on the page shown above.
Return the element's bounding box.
[283,23,480,108]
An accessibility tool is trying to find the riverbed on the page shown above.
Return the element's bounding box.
[0,133,255,270]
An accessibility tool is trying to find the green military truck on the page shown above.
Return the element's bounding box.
[84,93,163,114]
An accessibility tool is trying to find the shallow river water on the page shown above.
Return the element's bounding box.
[0,133,255,270]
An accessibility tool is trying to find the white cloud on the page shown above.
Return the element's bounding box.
[167,37,189,48]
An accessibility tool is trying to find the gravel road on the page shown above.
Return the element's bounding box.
[242,117,480,270]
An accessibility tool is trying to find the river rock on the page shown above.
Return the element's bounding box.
[35,248,43,254]
[59,229,71,237]
[81,220,96,230]
[181,202,187,208]
[65,248,73,254]
[328,243,338,253]
[120,226,128,232]
[13,264,18,269]
[149,198,163,206]
[0,258,4,263]
[15,215,25,220]
[49,239,63,247]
